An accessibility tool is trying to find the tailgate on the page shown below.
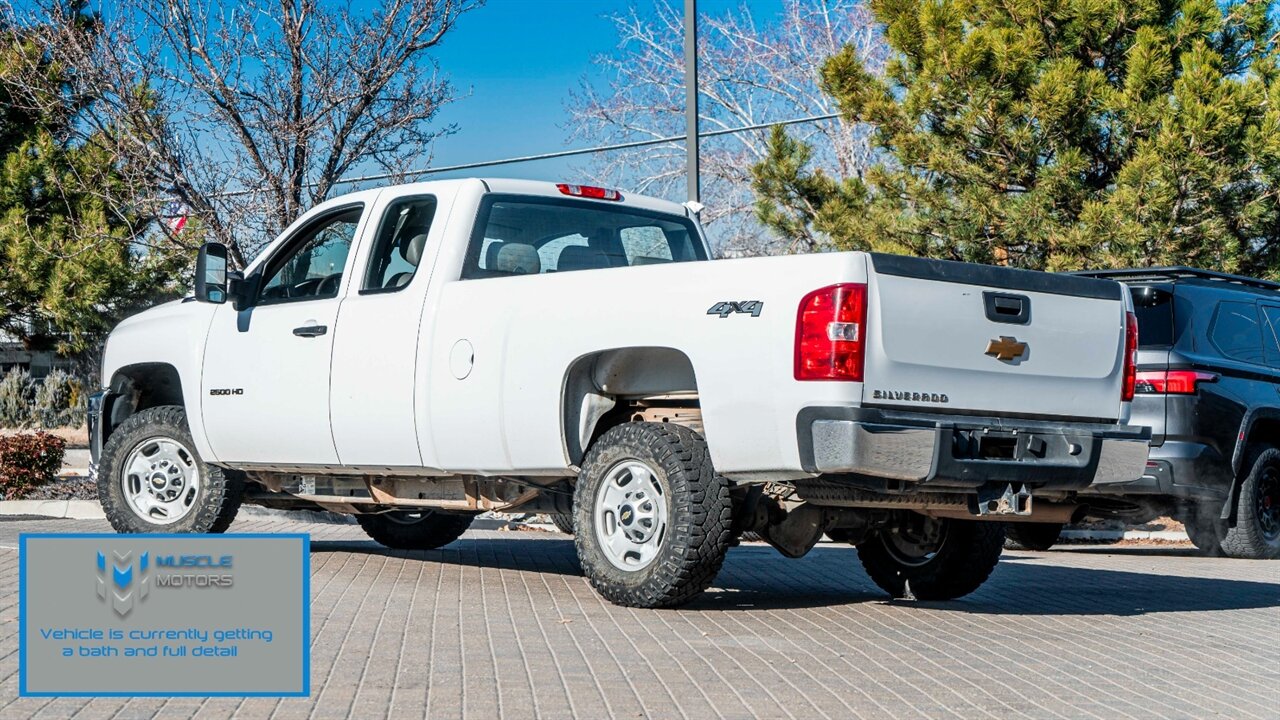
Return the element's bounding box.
[863,254,1127,422]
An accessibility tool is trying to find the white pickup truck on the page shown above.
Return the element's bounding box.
[89,178,1149,608]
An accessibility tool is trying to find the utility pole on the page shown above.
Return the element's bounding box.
[684,0,700,208]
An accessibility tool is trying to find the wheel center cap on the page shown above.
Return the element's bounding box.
[150,473,168,488]
[619,505,635,526]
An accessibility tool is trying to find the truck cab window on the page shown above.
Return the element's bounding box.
[462,196,706,279]
[363,196,438,292]
[260,207,362,304]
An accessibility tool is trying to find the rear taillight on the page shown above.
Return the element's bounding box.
[795,283,868,381]
[1134,369,1219,395]
[1122,311,1138,401]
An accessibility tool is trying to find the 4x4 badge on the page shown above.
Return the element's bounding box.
[985,336,1028,362]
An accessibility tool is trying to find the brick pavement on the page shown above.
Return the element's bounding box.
[0,517,1275,719]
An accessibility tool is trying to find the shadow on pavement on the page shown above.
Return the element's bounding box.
[310,536,1280,615]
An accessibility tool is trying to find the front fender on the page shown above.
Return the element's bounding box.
[100,299,219,462]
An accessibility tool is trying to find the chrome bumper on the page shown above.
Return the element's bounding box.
[799,408,1151,490]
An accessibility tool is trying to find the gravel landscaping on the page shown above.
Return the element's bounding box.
[13,477,96,501]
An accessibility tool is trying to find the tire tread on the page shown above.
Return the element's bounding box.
[574,422,732,608]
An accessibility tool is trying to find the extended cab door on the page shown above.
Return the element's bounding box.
[200,203,368,466]
[328,188,456,467]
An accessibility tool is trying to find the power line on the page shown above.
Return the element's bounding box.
[209,112,841,199]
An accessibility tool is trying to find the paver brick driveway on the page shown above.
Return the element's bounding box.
[0,517,1276,719]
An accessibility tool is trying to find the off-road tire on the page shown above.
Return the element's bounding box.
[1004,522,1063,551]
[574,422,732,608]
[357,511,474,550]
[98,406,243,534]
[1221,446,1280,559]
[858,518,1005,601]
[549,513,575,535]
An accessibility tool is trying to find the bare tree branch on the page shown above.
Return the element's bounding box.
[15,0,477,266]
[565,0,885,256]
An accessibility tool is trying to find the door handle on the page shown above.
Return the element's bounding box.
[292,324,328,338]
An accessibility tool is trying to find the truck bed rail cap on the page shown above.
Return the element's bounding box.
[869,253,1122,301]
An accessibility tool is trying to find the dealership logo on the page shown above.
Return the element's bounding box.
[96,551,150,617]
[94,551,235,617]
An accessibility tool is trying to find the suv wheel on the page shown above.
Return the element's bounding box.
[574,422,732,608]
[857,514,1004,600]
[1004,522,1063,551]
[1222,446,1280,559]
[1182,507,1226,557]
[355,507,476,545]
[357,511,474,550]
[98,406,242,534]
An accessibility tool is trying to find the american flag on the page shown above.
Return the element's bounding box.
[164,202,187,234]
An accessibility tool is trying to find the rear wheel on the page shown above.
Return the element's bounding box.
[1005,522,1063,551]
[549,513,575,535]
[574,422,732,608]
[1221,446,1280,559]
[1182,504,1223,556]
[857,514,1004,600]
[357,510,474,550]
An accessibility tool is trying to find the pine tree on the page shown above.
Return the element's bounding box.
[0,2,184,354]
[753,0,1280,275]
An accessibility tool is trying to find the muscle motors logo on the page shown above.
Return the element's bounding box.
[96,551,150,617]
[94,550,234,617]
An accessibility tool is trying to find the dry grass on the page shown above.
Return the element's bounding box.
[0,425,89,448]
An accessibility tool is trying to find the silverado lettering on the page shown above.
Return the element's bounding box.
[873,390,950,403]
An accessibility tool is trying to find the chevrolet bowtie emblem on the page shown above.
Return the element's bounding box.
[985,336,1028,362]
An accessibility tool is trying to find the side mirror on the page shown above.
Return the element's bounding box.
[195,243,229,304]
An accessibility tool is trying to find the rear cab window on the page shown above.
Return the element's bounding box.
[460,195,707,279]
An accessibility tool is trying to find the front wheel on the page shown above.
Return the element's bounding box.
[574,422,732,608]
[857,514,1004,600]
[98,406,243,534]
[357,510,474,550]
[1221,446,1280,559]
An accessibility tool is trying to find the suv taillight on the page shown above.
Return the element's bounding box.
[1135,369,1219,395]
[1122,311,1138,401]
[795,283,868,381]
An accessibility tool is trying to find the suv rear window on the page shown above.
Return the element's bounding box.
[460,195,706,279]
[1209,300,1265,364]
[1130,286,1174,347]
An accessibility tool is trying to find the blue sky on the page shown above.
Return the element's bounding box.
[422,0,785,182]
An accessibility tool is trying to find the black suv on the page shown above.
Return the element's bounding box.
[1025,267,1278,559]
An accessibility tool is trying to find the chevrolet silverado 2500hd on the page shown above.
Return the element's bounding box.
[88,178,1150,608]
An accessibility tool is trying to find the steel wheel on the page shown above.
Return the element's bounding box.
[593,459,669,570]
[120,436,200,525]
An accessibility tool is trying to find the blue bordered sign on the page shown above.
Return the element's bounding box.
[20,533,310,697]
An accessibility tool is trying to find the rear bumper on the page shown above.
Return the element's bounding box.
[798,407,1150,491]
[1080,440,1231,501]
